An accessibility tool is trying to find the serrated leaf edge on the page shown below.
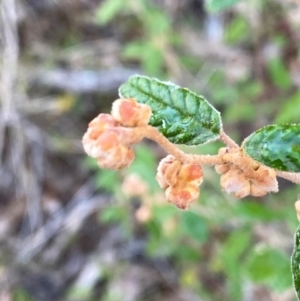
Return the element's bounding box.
[242,123,300,171]
[118,74,223,146]
[242,123,300,146]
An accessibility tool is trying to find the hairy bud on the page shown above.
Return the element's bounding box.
[111,98,152,127]
[251,166,278,192]
[215,147,230,175]
[220,164,278,198]
[82,114,118,158]
[96,144,134,170]
[217,147,278,198]
[82,113,140,169]
[156,155,203,209]
[215,164,230,175]
[220,168,250,198]
[156,155,181,188]
[178,164,203,186]
[165,183,200,210]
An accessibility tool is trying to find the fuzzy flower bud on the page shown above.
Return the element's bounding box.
[178,164,203,186]
[251,166,278,192]
[111,98,152,127]
[156,155,181,188]
[215,164,230,175]
[219,150,278,198]
[82,112,142,169]
[220,168,250,198]
[215,147,230,175]
[96,143,134,170]
[165,183,200,210]
[156,155,203,209]
[82,114,118,158]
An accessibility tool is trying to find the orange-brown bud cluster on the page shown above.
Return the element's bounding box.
[82,98,152,169]
[215,147,278,198]
[111,98,152,127]
[156,155,203,209]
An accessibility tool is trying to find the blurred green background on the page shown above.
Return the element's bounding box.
[0,0,300,300]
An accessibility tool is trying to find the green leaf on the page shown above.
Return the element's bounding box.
[242,124,300,172]
[220,228,251,262]
[123,42,164,75]
[245,247,292,291]
[218,228,251,301]
[275,92,300,124]
[224,16,250,44]
[268,58,291,90]
[100,206,126,223]
[152,205,178,223]
[180,211,208,243]
[175,246,201,262]
[143,9,170,35]
[96,0,126,25]
[236,201,281,222]
[95,169,119,193]
[292,225,300,299]
[119,75,222,145]
[205,0,243,13]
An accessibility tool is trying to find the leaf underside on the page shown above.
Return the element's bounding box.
[292,225,300,300]
[119,75,222,145]
[242,124,300,172]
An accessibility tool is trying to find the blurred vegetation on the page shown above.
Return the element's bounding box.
[0,0,300,301]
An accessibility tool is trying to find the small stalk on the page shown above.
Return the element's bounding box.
[219,129,239,149]
[142,126,224,165]
[276,171,300,184]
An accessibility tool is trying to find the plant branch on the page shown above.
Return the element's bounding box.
[138,125,300,186]
[219,129,239,149]
[276,171,300,184]
[141,126,224,165]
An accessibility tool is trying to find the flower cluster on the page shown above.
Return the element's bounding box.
[82,97,284,211]
[82,98,151,170]
[156,155,203,209]
[215,147,278,198]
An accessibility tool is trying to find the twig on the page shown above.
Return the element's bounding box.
[0,0,44,232]
[16,178,107,263]
[141,126,224,165]
[0,0,19,119]
[219,129,239,149]
[0,0,19,162]
[276,171,300,184]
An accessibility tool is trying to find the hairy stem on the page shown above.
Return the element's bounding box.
[141,126,224,165]
[139,125,283,185]
[219,129,239,149]
[276,171,300,184]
